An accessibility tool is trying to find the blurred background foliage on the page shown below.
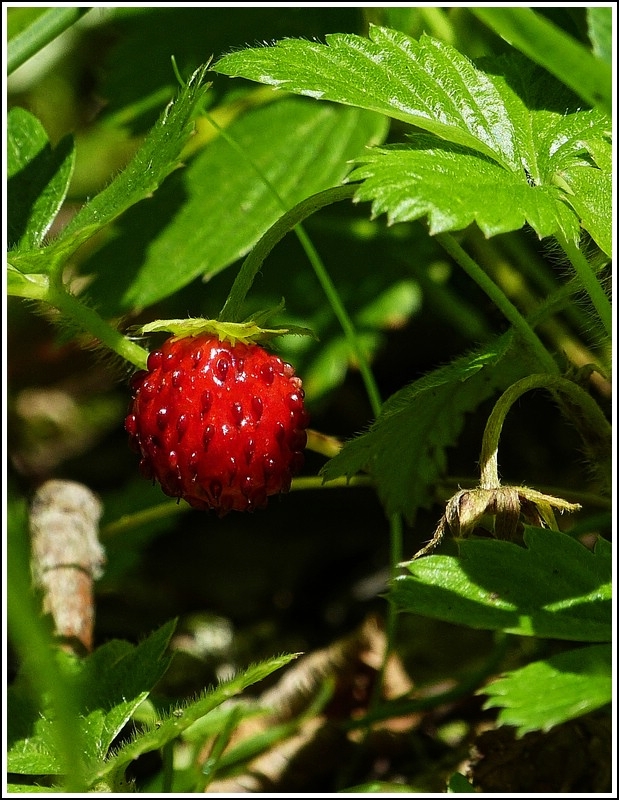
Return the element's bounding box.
[6,6,609,790]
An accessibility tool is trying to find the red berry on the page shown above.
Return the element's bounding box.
[125,334,309,514]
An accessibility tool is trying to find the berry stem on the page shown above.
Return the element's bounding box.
[10,264,150,370]
[50,285,149,369]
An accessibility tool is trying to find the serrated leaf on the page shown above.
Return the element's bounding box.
[10,64,211,275]
[214,27,526,170]
[75,620,176,756]
[7,107,75,251]
[557,164,612,257]
[97,653,298,781]
[391,528,611,642]
[349,140,581,242]
[482,643,612,735]
[83,98,388,317]
[215,29,609,248]
[320,334,522,523]
[6,622,176,776]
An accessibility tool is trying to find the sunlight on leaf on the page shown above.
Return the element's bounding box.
[482,643,612,735]
[392,528,611,642]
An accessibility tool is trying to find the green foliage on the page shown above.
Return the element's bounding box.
[482,643,612,736]
[7,108,75,251]
[6,6,612,793]
[321,333,536,523]
[215,27,611,253]
[392,528,611,642]
[84,99,387,316]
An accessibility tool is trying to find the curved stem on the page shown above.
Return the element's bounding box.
[480,373,612,489]
[435,232,559,375]
[218,184,358,323]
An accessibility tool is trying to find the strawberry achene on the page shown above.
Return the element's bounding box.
[125,334,309,514]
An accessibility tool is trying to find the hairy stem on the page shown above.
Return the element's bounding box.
[46,282,149,370]
[480,373,612,489]
[435,232,559,374]
[556,232,612,339]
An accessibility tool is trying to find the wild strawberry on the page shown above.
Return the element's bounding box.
[125,334,309,514]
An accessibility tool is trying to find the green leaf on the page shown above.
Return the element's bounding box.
[349,140,581,242]
[214,27,526,170]
[470,8,612,116]
[10,64,211,275]
[557,163,612,257]
[447,772,477,793]
[83,98,388,316]
[76,620,177,757]
[320,334,521,524]
[391,528,611,642]
[482,644,612,735]
[6,622,176,776]
[7,107,75,251]
[587,7,612,64]
[96,653,298,782]
[215,29,609,247]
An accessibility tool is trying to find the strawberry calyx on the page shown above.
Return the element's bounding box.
[139,311,315,347]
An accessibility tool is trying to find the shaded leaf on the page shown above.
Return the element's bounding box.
[83,98,388,316]
[392,528,611,642]
[587,7,612,64]
[471,7,612,115]
[10,64,211,275]
[7,107,75,251]
[320,334,521,523]
[482,644,612,735]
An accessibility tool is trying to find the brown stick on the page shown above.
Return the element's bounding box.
[30,480,105,654]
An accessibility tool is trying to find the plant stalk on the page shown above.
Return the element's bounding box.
[480,373,612,490]
[435,232,559,375]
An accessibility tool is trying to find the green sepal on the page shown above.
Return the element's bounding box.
[139,315,316,346]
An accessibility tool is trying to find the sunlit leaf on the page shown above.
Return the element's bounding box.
[392,528,611,642]
[482,643,612,735]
